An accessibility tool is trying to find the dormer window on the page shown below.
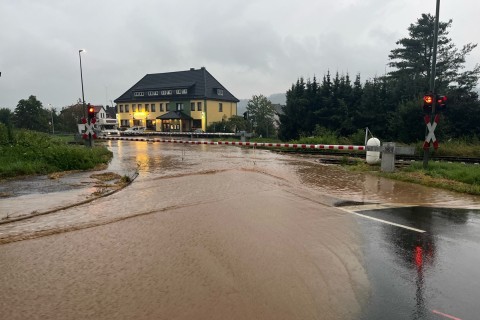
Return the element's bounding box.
[174,89,188,94]
[217,89,223,96]
[134,92,144,97]
[167,90,172,95]
[148,91,158,96]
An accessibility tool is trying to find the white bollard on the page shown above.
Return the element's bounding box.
[366,138,381,164]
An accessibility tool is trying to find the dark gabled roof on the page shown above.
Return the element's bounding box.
[156,111,193,120]
[115,67,239,103]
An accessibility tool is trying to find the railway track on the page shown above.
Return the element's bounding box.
[272,149,480,164]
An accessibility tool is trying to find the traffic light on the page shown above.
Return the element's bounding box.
[87,104,96,123]
[423,94,434,113]
[436,95,447,112]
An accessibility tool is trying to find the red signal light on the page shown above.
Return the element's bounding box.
[87,103,96,120]
[423,94,434,113]
[423,95,433,105]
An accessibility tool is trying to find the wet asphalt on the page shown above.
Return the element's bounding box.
[354,206,480,320]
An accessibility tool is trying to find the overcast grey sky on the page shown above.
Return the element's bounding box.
[1,0,479,111]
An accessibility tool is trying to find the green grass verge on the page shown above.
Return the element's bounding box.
[0,130,112,178]
[380,162,480,195]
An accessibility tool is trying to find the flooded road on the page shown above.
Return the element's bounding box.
[1,140,480,319]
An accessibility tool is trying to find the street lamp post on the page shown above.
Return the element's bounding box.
[79,49,86,118]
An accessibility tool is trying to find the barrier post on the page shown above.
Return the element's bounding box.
[380,142,396,172]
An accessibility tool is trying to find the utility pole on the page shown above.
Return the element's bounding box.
[423,0,441,169]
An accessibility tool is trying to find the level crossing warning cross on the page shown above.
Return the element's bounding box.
[82,123,97,140]
[423,114,440,150]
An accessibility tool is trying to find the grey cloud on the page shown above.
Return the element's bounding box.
[0,0,478,109]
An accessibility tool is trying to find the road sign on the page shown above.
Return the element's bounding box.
[423,114,440,150]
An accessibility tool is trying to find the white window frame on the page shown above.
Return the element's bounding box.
[217,89,223,96]
[134,92,145,97]
[148,91,159,96]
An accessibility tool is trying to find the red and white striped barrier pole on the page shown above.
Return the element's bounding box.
[100,136,365,151]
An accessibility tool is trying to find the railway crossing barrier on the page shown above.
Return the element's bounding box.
[101,136,365,150]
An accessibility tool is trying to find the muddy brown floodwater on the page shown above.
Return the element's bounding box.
[1,140,479,320]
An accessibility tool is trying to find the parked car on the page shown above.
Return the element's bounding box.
[101,128,120,136]
[122,126,146,135]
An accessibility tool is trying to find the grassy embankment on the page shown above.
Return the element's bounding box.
[0,127,113,179]
[345,139,480,195]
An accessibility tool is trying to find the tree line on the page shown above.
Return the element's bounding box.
[0,98,106,135]
[279,14,480,143]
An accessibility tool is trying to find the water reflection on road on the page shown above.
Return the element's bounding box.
[356,206,480,320]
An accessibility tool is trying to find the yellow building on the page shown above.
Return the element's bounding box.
[114,67,239,132]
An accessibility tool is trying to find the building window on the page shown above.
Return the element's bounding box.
[145,104,149,112]
[160,103,164,112]
[151,104,156,112]
[161,90,167,95]
[217,89,223,96]
[132,104,137,112]
[148,91,158,96]
[219,103,223,112]
[191,102,195,111]
[176,103,184,111]
[182,89,188,94]
[134,92,144,97]
[167,90,172,95]
[119,105,124,113]
[125,105,130,112]
[176,89,182,94]
[121,120,129,127]
[197,102,202,111]
[138,104,142,112]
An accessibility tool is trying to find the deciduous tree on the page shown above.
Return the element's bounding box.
[246,95,276,138]
[13,96,50,132]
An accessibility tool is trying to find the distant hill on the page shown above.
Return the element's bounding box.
[237,93,286,115]
[268,93,286,104]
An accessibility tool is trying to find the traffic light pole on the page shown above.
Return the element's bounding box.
[423,0,441,169]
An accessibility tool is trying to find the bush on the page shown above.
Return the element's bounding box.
[0,129,112,178]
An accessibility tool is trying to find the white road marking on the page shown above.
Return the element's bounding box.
[432,309,462,320]
[338,205,426,233]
